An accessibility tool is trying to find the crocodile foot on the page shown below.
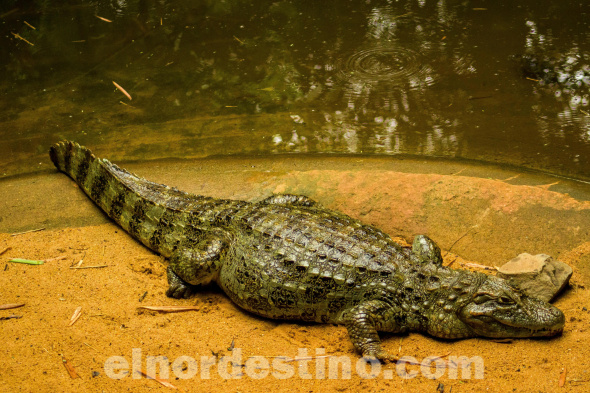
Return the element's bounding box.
[166,266,195,299]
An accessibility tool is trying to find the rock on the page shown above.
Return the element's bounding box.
[496,253,573,302]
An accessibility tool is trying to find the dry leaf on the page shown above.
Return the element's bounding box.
[69,265,108,269]
[138,370,178,389]
[559,366,567,387]
[112,81,132,100]
[137,306,200,313]
[95,15,112,22]
[61,356,80,379]
[0,303,25,310]
[68,307,82,326]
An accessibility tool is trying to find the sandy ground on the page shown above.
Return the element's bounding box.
[1,156,590,392]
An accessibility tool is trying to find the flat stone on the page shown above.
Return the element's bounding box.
[496,253,573,302]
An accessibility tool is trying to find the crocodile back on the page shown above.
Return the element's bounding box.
[219,202,413,323]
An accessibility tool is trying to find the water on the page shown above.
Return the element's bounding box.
[0,0,589,180]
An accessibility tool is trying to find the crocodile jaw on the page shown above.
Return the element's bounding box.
[460,301,564,337]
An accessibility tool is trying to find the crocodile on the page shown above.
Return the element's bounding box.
[49,141,565,361]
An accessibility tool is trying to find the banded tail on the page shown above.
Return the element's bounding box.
[49,141,240,256]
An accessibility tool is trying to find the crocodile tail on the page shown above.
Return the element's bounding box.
[49,140,241,256]
[49,140,130,220]
[49,140,103,189]
[50,141,167,249]
[49,140,216,214]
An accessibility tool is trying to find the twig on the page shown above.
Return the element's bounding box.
[282,355,333,363]
[10,228,45,236]
[0,247,11,256]
[112,81,132,100]
[137,305,200,313]
[44,256,66,263]
[0,314,22,321]
[83,342,99,352]
[95,15,112,22]
[119,101,137,109]
[24,21,36,29]
[462,262,496,271]
[69,265,108,269]
[10,32,34,46]
[138,370,178,389]
[0,303,25,310]
[73,254,85,268]
[444,229,474,257]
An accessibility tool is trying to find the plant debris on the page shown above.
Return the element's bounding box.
[8,258,44,265]
[68,307,82,326]
[0,303,25,310]
[95,15,112,22]
[559,366,567,387]
[112,81,132,100]
[0,314,22,321]
[138,369,179,389]
[137,305,200,313]
[44,256,66,263]
[10,228,45,236]
[69,265,108,269]
[61,355,80,379]
[10,32,34,46]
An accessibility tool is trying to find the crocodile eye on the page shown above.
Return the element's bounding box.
[498,296,513,305]
[473,294,492,304]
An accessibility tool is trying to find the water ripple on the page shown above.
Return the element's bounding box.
[335,45,436,88]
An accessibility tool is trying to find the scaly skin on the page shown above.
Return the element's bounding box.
[49,141,565,360]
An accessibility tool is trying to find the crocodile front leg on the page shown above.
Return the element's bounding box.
[166,236,226,299]
[344,300,407,361]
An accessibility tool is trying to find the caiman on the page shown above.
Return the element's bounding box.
[49,141,565,360]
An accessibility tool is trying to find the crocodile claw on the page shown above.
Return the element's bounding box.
[166,283,194,299]
[166,266,194,299]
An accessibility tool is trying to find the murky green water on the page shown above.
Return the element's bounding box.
[1,0,590,180]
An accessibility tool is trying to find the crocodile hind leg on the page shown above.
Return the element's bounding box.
[343,300,407,361]
[166,236,225,299]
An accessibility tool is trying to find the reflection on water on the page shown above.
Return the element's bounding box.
[1,0,590,181]
[336,46,434,86]
[316,3,471,156]
[520,19,590,150]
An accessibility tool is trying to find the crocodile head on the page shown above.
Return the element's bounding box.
[458,275,565,338]
[412,235,564,339]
